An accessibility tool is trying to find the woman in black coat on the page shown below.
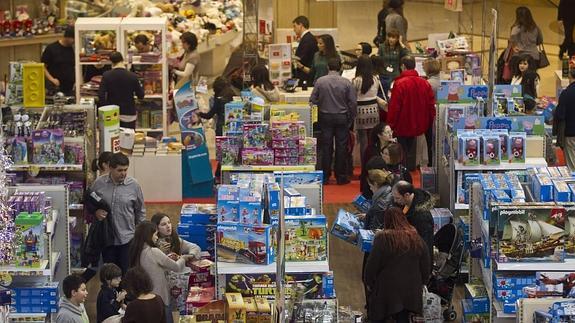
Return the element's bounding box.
[364,207,431,323]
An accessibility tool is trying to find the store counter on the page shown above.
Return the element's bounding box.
[280,88,314,104]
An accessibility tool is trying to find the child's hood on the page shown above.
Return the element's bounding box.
[59,297,85,316]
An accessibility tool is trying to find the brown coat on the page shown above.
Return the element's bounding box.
[364,231,431,320]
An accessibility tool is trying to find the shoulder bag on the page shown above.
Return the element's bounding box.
[538,44,550,68]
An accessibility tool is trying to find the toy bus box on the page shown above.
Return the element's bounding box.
[14,212,45,267]
[243,297,258,323]
[225,292,246,323]
[180,203,218,225]
[272,215,328,262]
[330,209,361,246]
[494,205,566,263]
[508,132,526,163]
[482,135,501,165]
[254,298,271,323]
[358,229,375,253]
[216,223,275,265]
[352,194,372,213]
[217,185,240,222]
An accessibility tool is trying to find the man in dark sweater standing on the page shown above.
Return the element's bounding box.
[558,0,575,58]
[98,52,145,129]
[41,26,75,96]
[555,69,575,171]
[293,16,318,86]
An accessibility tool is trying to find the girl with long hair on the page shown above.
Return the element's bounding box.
[510,6,543,65]
[121,267,166,323]
[354,55,383,169]
[250,64,280,103]
[297,34,340,84]
[377,29,410,84]
[381,142,412,183]
[150,213,201,259]
[128,221,195,323]
[364,207,431,323]
[360,122,395,198]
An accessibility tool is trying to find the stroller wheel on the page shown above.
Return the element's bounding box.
[443,308,457,321]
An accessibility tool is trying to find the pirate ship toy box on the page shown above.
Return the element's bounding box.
[271,215,328,262]
[216,223,275,265]
[495,205,566,263]
[559,204,575,258]
[330,209,362,245]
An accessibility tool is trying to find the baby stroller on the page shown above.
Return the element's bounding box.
[428,223,466,321]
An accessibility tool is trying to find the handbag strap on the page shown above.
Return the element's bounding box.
[376,75,388,101]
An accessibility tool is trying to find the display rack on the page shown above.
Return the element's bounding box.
[2,184,71,322]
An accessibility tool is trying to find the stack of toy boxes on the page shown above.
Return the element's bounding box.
[431,208,453,234]
[271,215,328,262]
[330,209,362,246]
[479,173,525,220]
[463,283,489,315]
[523,272,572,298]
[298,137,317,165]
[8,191,46,219]
[420,167,436,193]
[494,205,566,263]
[178,204,218,259]
[271,121,305,166]
[223,293,272,323]
[493,273,536,314]
[242,123,273,166]
[11,282,59,314]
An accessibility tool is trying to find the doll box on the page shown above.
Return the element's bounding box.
[272,215,328,262]
[481,135,501,165]
[330,209,361,246]
[508,132,526,163]
[494,205,566,263]
[216,223,275,265]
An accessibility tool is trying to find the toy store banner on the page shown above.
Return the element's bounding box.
[222,272,334,300]
[454,115,545,136]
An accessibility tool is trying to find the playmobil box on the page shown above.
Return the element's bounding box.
[533,174,554,202]
[461,300,489,323]
[554,180,572,202]
[271,215,328,261]
[508,132,526,163]
[493,272,536,291]
[266,183,281,219]
[494,205,566,263]
[238,185,263,225]
[464,283,489,313]
[216,223,275,265]
[181,204,218,225]
[352,194,372,213]
[491,190,511,203]
[330,209,362,245]
[431,208,453,234]
[217,185,240,222]
[358,229,375,253]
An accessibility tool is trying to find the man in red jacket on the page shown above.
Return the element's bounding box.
[387,56,436,171]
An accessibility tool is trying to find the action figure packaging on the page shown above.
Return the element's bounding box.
[330,209,361,246]
[222,272,335,300]
[271,215,328,262]
[217,185,240,222]
[31,129,64,164]
[216,223,275,265]
[494,205,566,263]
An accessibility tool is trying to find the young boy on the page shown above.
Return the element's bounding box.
[56,274,89,323]
[97,263,127,323]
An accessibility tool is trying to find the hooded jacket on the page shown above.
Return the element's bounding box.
[56,297,88,323]
[404,189,435,261]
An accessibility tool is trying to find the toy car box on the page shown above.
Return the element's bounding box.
[330,209,362,245]
[216,223,275,265]
[494,205,566,263]
[358,229,375,253]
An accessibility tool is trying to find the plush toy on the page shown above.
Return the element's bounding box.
[466,139,478,161]
[156,3,175,13]
[93,33,115,50]
[41,0,59,18]
[512,138,523,158]
[3,11,12,37]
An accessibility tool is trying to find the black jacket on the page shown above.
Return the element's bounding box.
[559,0,575,22]
[294,31,318,85]
[98,67,145,116]
[81,189,115,266]
[556,82,575,137]
[364,185,393,230]
[404,189,435,261]
[97,285,122,323]
[198,88,234,136]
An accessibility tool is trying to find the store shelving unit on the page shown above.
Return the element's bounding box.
[2,184,71,322]
[120,17,169,136]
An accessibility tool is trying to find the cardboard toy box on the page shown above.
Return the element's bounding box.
[180,204,218,225]
[216,223,275,265]
[533,173,554,202]
[358,229,374,253]
[431,208,453,234]
[494,205,566,263]
[254,298,271,323]
[330,209,362,245]
[462,299,489,323]
[32,129,64,164]
[186,287,216,314]
[14,212,45,267]
[238,186,263,225]
[523,272,575,298]
[244,297,258,323]
[225,292,246,323]
[272,215,328,262]
[493,272,536,290]
[217,185,240,222]
[464,283,489,313]
[352,194,372,213]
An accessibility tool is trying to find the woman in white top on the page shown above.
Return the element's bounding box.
[353,55,384,166]
[250,64,280,103]
[129,221,196,323]
[174,32,200,89]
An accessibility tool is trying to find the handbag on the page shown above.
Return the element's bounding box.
[502,47,513,81]
[538,44,550,68]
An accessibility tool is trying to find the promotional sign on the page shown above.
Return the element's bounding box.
[182,127,213,185]
[454,116,545,135]
[174,81,199,131]
[437,84,488,103]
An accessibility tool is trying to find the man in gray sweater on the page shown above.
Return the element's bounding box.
[56,275,89,323]
[91,152,146,274]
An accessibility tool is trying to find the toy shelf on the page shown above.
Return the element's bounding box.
[0,261,51,276]
[0,34,61,48]
[221,165,316,172]
[453,157,548,171]
[495,259,575,272]
[216,260,330,275]
[7,164,83,172]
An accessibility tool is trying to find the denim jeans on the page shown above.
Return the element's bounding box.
[319,112,350,182]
